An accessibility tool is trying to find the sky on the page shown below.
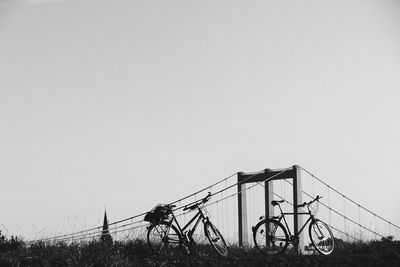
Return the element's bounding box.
[1,0,400,240]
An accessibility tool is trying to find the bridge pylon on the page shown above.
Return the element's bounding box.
[237,165,304,254]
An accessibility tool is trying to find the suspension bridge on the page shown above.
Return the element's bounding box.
[27,165,400,253]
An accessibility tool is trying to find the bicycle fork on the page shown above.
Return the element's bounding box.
[311,223,328,243]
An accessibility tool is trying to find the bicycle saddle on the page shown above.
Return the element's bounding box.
[271,200,284,206]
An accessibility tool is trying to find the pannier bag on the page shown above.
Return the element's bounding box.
[144,204,172,223]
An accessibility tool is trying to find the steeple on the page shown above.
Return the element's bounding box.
[100,209,113,244]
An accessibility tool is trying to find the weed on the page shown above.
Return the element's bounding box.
[0,232,399,266]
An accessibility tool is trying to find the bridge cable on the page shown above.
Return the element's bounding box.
[300,166,400,230]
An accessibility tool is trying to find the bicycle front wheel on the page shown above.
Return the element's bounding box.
[204,221,228,256]
[309,219,334,255]
[147,221,183,257]
[253,219,289,255]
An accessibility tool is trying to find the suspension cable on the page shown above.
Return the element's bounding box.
[300,166,400,230]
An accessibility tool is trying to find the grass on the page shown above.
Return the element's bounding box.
[1,232,400,266]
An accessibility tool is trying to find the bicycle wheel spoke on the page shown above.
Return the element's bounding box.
[309,220,334,255]
[147,222,183,257]
[253,219,288,255]
[204,222,228,256]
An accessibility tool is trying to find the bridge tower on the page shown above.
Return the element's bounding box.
[237,165,304,254]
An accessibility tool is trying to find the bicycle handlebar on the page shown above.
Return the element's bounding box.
[183,192,211,211]
[296,195,322,208]
[202,192,211,203]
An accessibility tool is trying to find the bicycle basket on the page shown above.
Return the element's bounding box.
[309,200,319,216]
[144,204,172,223]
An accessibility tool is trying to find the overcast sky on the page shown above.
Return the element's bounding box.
[1,0,400,239]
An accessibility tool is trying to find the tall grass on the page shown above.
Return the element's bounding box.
[1,231,400,266]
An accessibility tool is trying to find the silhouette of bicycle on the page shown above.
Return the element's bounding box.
[253,195,334,255]
[145,192,228,257]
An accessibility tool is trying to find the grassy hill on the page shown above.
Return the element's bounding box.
[1,234,400,266]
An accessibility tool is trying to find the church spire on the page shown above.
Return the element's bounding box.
[100,209,113,244]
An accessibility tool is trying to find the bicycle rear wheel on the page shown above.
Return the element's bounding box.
[204,221,228,256]
[253,219,289,255]
[309,219,334,255]
[147,221,183,257]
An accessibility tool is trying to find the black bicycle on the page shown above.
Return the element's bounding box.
[145,192,228,257]
[252,195,334,255]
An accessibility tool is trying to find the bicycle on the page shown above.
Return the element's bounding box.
[252,195,334,255]
[145,192,228,257]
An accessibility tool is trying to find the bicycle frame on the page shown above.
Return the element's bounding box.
[169,206,208,241]
[274,205,316,242]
